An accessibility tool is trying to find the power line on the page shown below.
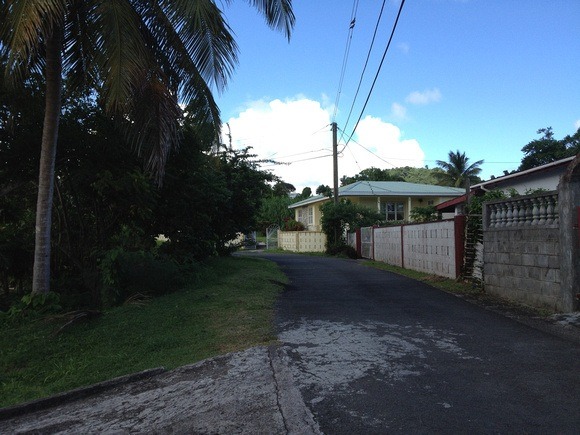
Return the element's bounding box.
[343,145,377,195]
[339,0,388,144]
[261,153,334,168]
[267,148,331,160]
[346,139,397,168]
[331,0,360,123]
[343,0,406,147]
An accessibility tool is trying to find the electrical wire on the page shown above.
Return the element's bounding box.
[339,0,388,144]
[260,153,334,168]
[346,139,397,168]
[267,148,332,160]
[343,0,406,147]
[331,0,360,123]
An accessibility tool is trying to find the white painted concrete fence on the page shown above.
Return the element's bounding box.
[278,231,326,253]
[361,217,465,279]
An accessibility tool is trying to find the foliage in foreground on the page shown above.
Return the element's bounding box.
[0,77,274,311]
[0,256,286,408]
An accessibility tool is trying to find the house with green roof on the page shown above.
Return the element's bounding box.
[289,181,465,231]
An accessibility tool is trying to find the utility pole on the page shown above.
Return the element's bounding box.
[332,122,339,204]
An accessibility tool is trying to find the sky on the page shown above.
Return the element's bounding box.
[215,0,580,192]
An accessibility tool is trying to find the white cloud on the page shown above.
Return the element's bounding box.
[224,97,425,191]
[390,102,407,120]
[405,88,442,105]
[575,119,580,131]
[354,115,425,169]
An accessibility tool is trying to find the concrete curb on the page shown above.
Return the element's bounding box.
[0,367,166,421]
[268,345,321,435]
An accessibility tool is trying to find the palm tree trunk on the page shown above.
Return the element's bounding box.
[32,27,63,295]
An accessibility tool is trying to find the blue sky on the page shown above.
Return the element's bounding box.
[216,0,580,191]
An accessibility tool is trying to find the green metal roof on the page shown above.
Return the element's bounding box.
[289,181,465,208]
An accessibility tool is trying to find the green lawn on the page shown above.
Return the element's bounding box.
[0,256,286,408]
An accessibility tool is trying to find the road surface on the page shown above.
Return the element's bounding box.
[267,253,580,434]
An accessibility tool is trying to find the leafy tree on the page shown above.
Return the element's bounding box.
[272,181,296,197]
[152,118,230,261]
[435,150,483,187]
[386,166,445,185]
[341,166,445,185]
[296,187,312,200]
[257,195,294,230]
[320,200,383,251]
[0,0,295,295]
[316,184,333,197]
[213,147,275,255]
[519,127,580,171]
[341,167,403,185]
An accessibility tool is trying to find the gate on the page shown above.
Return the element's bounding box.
[361,227,373,259]
[266,224,279,250]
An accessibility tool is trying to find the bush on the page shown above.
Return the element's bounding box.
[99,249,187,307]
[320,200,383,247]
[326,244,358,259]
[2,291,62,321]
[410,205,437,222]
[282,218,305,231]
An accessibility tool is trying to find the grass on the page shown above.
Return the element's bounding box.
[0,256,286,408]
[361,260,552,318]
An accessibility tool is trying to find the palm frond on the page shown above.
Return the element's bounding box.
[244,0,295,40]
[1,0,67,84]
[157,0,238,91]
[63,0,99,93]
[123,75,182,185]
[93,0,151,112]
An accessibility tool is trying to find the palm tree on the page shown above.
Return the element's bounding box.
[435,150,483,188]
[0,0,295,295]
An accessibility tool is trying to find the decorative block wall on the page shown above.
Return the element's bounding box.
[278,231,326,253]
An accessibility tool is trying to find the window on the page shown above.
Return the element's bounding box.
[297,207,311,225]
[381,202,404,221]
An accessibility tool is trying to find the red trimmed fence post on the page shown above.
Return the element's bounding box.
[454,215,467,279]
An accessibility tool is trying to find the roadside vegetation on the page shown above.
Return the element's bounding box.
[362,260,552,318]
[0,256,286,408]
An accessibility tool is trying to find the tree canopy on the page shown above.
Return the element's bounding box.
[519,127,580,171]
[340,166,445,186]
[0,0,295,295]
[0,78,276,309]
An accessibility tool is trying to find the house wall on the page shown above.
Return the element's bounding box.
[293,195,461,230]
[294,202,329,231]
[481,165,565,194]
[294,203,324,231]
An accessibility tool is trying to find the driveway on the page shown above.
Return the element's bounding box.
[265,253,580,434]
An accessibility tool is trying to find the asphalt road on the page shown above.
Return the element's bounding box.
[1,252,578,434]
[265,253,580,434]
